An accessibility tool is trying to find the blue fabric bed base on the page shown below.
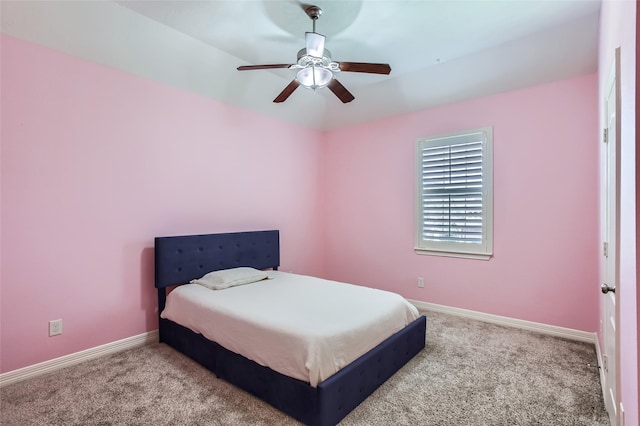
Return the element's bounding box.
[159,315,426,426]
[154,230,426,425]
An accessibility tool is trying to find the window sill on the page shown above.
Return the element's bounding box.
[414,248,492,261]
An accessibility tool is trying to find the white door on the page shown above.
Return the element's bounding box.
[601,48,620,426]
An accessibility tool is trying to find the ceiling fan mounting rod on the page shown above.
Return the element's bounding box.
[305,5,322,33]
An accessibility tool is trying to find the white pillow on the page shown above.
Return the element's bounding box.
[190,267,268,290]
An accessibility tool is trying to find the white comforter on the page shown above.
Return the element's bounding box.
[160,271,419,387]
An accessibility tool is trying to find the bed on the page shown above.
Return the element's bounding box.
[155,230,426,426]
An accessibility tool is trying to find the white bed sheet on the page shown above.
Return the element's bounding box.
[160,271,420,387]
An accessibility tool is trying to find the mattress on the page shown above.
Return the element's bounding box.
[160,271,419,387]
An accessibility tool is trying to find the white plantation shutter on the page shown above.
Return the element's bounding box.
[420,142,483,243]
[415,128,493,259]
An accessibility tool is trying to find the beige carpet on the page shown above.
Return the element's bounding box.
[1,311,609,425]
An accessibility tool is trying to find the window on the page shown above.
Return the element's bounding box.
[415,127,493,260]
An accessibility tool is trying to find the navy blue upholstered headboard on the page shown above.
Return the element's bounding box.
[154,230,280,289]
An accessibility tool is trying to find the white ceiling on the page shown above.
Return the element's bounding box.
[1,0,601,130]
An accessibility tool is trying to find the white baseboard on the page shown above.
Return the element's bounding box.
[1,304,597,387]
[0,330,159,388]
[409,299,597,344]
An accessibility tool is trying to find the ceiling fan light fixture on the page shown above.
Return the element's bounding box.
[296,65,333,90]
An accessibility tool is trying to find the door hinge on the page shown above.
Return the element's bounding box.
[603,128,609,144]
[603,242,609,258]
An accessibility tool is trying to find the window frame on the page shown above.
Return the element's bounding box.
[414,127,494,260]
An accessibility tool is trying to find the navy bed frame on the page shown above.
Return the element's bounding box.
[155,230,426,426]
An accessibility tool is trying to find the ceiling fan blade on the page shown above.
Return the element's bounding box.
[305,32,325,58]
[237,64,293,71]
[327,79,355,103]
[273,80,301,103]
[338,62,391,74]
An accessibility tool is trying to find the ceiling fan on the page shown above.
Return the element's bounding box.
[237,5,391,104]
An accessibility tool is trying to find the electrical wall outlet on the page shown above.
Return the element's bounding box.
[417,277,424,288]
[49,319,62,336]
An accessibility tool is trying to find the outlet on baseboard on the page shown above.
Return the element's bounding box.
[417,277,424,288]
[49,319,62,336]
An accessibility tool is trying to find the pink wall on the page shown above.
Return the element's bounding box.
[0,30,609,386]
[321,74,600,332]
[598,1,639,424]
[0,35,324,373]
